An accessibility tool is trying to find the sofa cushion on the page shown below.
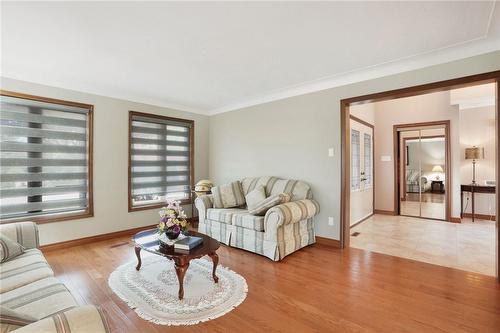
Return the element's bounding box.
[0,235,25,263]
[206,208,246,224]
[245,185,266,211]
[211,181,246,208]
[232,213,265,232]
[248,193,291,216]
[268,179,312,201]
[0,277,77,320]
[14,305,110,333]
[0,306,36,328]
[241,176,279,196]
[0,249,54,293]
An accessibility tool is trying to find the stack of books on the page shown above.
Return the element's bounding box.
[174,236,203,252]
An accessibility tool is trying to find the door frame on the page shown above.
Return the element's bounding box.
[349,115,375,228]
[339,70,500,279]
[394,121,451,221]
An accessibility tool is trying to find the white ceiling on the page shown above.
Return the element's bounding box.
[1,1,499,115]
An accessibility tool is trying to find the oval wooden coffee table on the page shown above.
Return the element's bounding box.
[133,229,220,300]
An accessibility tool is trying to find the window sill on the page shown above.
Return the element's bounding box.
[0,210,94,225]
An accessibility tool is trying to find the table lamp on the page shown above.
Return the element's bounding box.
[432,165,444,180]
[465,146,484,185]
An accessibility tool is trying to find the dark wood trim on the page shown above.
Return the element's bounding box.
[374,209,396,216]
[350,213,374,228]
[396,125,449,222]
[127,111,195,212]
[315,236,341,248]
[340,101,350,249]
[342,71,500,106]
[497,80,500,279]
[394,121,451,222]
[401,134,445,200]
[40,224,157,252]
[461,213,496,221]
[450,217,462,223]
[340,70,499,278]
[349,115,375,225]
[0,90,94,225]
[349,114,374,129]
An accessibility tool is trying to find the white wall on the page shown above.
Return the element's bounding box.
[209,51,499,240]
[459,105,496,216]
[0,77,210,245]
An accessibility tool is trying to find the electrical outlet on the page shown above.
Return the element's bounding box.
[328,148,334,157]
[328,217,334,226]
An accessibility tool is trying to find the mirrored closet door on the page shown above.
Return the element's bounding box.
[399,125,447,220]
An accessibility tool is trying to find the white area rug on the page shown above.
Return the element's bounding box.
[108,254,248,325]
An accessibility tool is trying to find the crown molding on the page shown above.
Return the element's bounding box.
[0,75,210,116]
[209,37,500,115]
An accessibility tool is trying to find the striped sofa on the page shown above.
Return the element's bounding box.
[0,222,109,333]
[196,177,319,261]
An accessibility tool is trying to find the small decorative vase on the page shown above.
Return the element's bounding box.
[165,228,180,240]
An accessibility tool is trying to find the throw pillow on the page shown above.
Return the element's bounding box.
[245,185,266,211]
[248,193,290,216]
[212,181,246,208]
[0,235,24,263]
[0,306,36,327]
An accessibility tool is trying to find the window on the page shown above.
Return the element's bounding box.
[364,133,372,186]
[0,91,93,223]
[351,129,360,191]
[128,111,193,211]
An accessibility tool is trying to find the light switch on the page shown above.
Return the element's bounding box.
[328,217,334,226]
[328,148,334,157]
[381,155,392,162]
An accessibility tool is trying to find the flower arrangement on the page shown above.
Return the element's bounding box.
[157,199,189,240]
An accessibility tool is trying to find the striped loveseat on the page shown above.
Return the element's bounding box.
[0,222,109,333]
[196,176,319,261]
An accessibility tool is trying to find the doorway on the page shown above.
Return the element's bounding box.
[339,71,500,279]
[395,122,450,221]
[350,115,374,227]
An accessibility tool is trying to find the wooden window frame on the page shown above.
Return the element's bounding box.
[0,90,94,224]
[128,111,194,212]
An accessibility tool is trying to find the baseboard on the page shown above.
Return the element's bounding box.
[316,236,341,248]
[450,217,462,223]
[40,224,158,252]
[350,213,374,228]
[374,209,396,216]
[461,213,496,220]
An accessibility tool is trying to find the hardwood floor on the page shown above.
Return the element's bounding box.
[43,236,500,333]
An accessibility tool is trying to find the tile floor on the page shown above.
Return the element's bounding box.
[400,192,446,220]
[350,214,496,276]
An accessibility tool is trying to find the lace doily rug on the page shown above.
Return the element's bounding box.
[108,254,248,325]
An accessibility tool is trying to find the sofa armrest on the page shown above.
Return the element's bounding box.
[265,199,320,229]
[14,305,110,333]
[0,222,39,249]
[195,194,214,223]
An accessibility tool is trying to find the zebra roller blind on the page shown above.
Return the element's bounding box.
[0,93,92,221]
[129,112,193,208]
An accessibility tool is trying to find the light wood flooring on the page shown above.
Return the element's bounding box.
[42,234,500,333]
[351,214,496,275]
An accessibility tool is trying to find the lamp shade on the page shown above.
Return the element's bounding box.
[465,147,484,160]
[432,165,444,173]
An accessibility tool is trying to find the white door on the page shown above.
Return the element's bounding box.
[350,118,374,226]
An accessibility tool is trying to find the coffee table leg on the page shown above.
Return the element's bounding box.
[174,260,190,300]
[134,246,142,271]
[208,252,219,283]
